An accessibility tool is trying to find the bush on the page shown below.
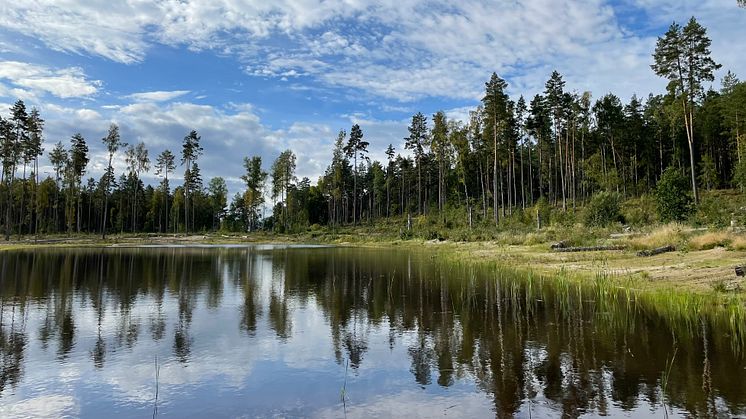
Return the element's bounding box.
[692,193,731,227]
[551,208,578,227]
[622,194,657,226]
[583,191,622,227]
[656,167,694,222]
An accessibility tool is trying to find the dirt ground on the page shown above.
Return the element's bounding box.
[434,241,746,293]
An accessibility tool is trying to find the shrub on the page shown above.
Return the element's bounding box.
[622,194,657,226]
[583,191,622,227]
[692,193,731,227]
[551,208,578,227]
[656,167,694,222]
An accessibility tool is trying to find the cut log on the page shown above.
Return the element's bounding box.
[736,266,745,277]
[636,245,675,257]
[550,240,568,249]
[553,245,626,253]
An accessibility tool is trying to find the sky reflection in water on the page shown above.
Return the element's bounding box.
[0,246,744,418]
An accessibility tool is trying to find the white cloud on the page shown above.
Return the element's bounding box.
[0,395,79,419]
[1,0,744,194]
[126,90,190,102]
[312,390,493,418]
[35,100,348,195]
[0,61,100,99]
[1,1,744,102]
[0,1,153,64]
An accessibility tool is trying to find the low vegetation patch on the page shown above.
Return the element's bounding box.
[688,231,732,250]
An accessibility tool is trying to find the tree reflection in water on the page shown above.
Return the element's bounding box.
[0,246,744,417]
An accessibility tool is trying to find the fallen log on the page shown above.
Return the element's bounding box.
[736,266,745,277]
[550,240,568,249]
[637,245,675,257]
[553,245,626,253]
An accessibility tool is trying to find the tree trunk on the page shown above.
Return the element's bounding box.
[493,118,499,226]
[164,173,169,234]
[4,171,14,241]
[102,158,111,239]
[353,154,357,224]
[687,108,699,204]
[417,158,422,215]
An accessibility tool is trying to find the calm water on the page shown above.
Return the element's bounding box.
[0,245,744,418]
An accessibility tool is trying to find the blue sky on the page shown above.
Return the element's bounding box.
[0,0,744,195]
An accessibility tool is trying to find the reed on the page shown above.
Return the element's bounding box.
[427,250,746,354]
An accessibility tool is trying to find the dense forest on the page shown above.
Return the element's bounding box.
[1,17,745,238]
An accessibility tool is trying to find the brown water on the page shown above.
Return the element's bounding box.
[0,245,744,418]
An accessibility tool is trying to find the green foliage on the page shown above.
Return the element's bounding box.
[583,191,622,227]
[622,194,657,226]
[656,167,694,222]
[0,18,743,239]
[692,193,731,227]
[698,154,718,190]
[734,157,746,192]
[550,207,578,227]
[534,197,551,229]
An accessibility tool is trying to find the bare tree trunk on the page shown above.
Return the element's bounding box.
[557,125,567,212]
[511,150,517,212]
[479,161,486,219]
[4,169,14,241]
[686,107,699,204]
[520,139,525,209]
[493,120,499,226]
[34,158,40,239]
[19,163,26,237]
[417,159,422,216]
[528,141,534,205]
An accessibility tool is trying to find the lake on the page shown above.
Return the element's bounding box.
[0,245,744,418]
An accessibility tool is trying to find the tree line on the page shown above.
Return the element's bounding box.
[1,17,745,237]
[0,107,228,237]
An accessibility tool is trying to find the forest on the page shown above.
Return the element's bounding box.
[1,17,745,239]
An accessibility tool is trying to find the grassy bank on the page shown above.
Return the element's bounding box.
[2,221,746,349]
[1,221,745,294]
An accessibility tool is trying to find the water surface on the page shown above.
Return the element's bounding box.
[0,246,744,418]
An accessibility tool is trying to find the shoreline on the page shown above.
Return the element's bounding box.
[1,231,744,297]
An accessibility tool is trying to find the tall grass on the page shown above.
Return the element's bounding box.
[688,231,732,250]
[429,250,746,354]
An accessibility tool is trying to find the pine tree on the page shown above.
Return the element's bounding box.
[431,111,450,215]
[68,133,89,233]
[101,123,125,238]
[155,150,176,233]
[385,144,395,217]
[48,142,68,233]
[482,73,509,223]
[125,142,149,232]
[652,17,721,204]
[241,156,267,230]
[343,124,368,224]
[181,130,203,233]
[405,112,428,215]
